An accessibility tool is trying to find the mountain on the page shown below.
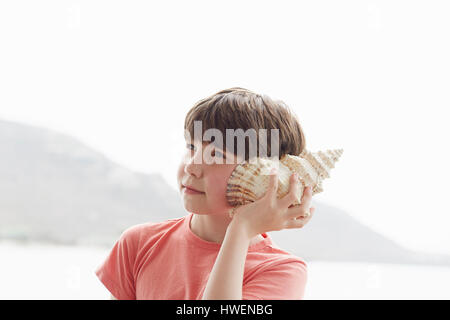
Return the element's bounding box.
[1,118,449,266]
[268,203,450,266]
[0,119,185,246]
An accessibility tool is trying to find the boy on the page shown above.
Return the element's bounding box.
[95,87,315,300]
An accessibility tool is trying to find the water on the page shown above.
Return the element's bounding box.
[0,241,109,299]
[305,261,450,300]
[1,241,449,300]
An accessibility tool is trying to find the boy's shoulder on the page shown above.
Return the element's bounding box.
[119,215,186,245]
[261,240,308,269]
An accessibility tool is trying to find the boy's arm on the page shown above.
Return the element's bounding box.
[201,220,251,300]
[202,172,313,300]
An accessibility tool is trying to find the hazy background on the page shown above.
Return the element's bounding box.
[1,0,449,299]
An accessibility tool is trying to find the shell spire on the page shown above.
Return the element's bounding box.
[226,148,343,207]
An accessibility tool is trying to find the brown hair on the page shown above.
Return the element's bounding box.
[184,87,306,161]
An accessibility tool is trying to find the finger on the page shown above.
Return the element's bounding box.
[303,206,315,219]
[286,204,314,220]
[279,172,299,208]
[283,216,305,229]
[284,207,315,229]
[265,167,279,200]
[286,202,315,219]
[302,206,315,223]
[301,206,315,222]
[298,185,313,211]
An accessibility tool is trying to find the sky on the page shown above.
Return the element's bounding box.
[0,0,449,255]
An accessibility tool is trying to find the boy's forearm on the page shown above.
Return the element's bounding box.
[201,221,251,300]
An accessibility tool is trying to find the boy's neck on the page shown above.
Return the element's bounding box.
[190,213,263,246]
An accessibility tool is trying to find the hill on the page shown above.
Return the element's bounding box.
[1,118,449,266]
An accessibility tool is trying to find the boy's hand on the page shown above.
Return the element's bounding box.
[228,169,315,239]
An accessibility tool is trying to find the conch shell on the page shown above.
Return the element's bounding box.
[226,148,343,207]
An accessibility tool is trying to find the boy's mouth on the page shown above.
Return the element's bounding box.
[182,184,205,194]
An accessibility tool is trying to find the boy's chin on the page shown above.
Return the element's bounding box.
[184,206,228,216]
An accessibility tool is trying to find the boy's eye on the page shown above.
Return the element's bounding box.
[213,150,224,158]
[185,143,225,158]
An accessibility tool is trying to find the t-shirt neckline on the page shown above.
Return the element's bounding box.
[184,212,272,251]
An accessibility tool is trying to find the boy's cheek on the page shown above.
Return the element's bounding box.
[209,168,236,194]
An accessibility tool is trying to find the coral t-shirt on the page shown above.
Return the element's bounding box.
[95,212,308,300]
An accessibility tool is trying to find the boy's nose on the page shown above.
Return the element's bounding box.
[185,161,202,178]
[184,152,203,178]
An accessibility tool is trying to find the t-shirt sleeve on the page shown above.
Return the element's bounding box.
[95,226,141,300]
[242,259,308,300]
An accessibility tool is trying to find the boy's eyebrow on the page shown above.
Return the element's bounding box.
[186,140,230,155]
[185,139,220,147]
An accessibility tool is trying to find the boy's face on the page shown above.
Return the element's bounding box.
[177,139,242,216]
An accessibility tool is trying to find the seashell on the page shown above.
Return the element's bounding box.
[226,148,343,207]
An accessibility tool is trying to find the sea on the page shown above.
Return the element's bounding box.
[1,241,449,300]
